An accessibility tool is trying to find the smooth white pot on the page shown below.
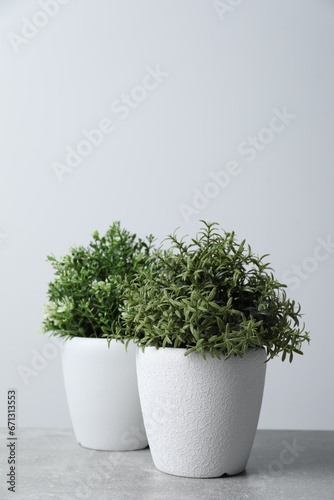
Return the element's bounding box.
[61,338,148,451]
[137,347,266,478]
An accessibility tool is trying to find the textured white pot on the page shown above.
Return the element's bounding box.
[137,347,266,478]
[61,338,148,451]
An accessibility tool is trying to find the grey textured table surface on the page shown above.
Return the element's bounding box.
[0,429,333,500]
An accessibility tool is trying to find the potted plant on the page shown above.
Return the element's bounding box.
[41,221,154,451]
[119,221,310,477]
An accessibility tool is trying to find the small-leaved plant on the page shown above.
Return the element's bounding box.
[41,221,154,341]
[119,221,310,361]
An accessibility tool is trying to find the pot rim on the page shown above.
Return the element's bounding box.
[60,336,129,346]
[137,345,266,356]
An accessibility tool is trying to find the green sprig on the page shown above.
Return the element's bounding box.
[119,221,310,362]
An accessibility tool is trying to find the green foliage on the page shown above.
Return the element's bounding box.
[120,222,310,362]
[41,222,154,340]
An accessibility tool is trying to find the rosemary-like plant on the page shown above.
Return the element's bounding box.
[120,222,309,361]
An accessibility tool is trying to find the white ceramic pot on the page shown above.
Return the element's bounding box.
[137,346,266,478]
[61,338,148,451]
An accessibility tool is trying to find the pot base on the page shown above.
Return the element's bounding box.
[155,464,247,479]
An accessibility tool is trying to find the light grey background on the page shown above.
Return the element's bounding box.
[0,0,333,430]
